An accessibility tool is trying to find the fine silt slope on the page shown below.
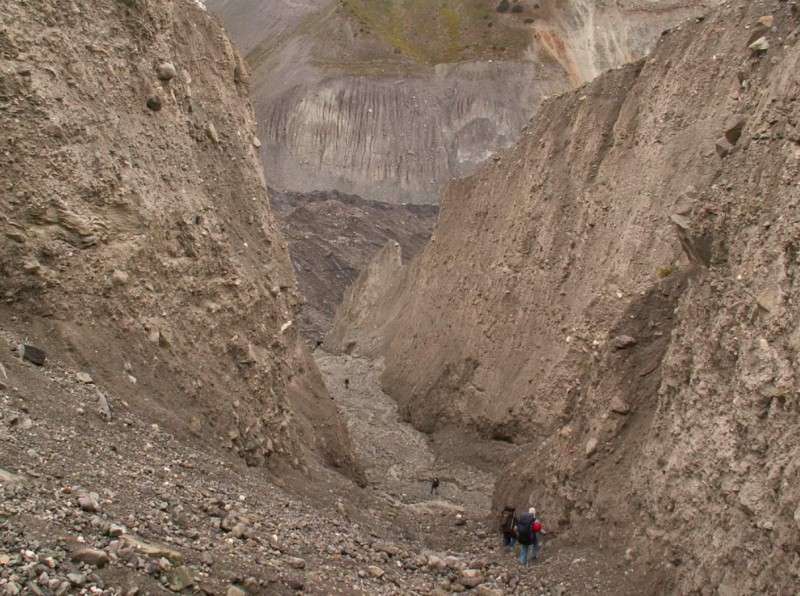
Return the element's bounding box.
[0,0,359,478]
[329,1,800,592]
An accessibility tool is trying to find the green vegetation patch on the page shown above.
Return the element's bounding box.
[342,0,529,64]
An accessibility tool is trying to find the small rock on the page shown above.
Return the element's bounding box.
[367,565,384,578]
[757,15,774,28]
[226,587,246,596]
[122,534,183,565]
[585,438,599,457]
[96,389,112,421]
[252,137,261,148]
[625,547,636,561]
[66,573,86,586]
[205,122,219,144]
[460,569,484,589]
[112,269,130,285]
[108,524,126,537]
[715,137,733,158]
[19,344,46,366]
[231,522,251,539]
[286,576,304,591]
[166,566,194,592]
[610,396,630,415]
[146,96,162,111]
[156,62,177,81]
[286,557,306,570]
[200,552,214,566]
[749,36,769,52]
[611,335,637,350]
[78,492,101,512]
[71,548,109,568]
[2,582,20,596]
[76,372,93,384]
[22,257,41,273]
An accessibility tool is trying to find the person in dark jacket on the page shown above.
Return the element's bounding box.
[499,506,517,549]
[515,507,542,565]
[430,476,440,496]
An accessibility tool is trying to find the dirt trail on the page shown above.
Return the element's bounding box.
[315,352,494,513]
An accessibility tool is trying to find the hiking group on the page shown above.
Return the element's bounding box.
[500,506,543,565]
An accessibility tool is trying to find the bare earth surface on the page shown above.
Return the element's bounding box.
[315,352,494,513]
[0,334,657,595]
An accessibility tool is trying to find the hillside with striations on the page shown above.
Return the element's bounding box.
[328,1,800,592]
[208,0,720,205]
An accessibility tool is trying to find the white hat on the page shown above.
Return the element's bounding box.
[529,507,536,515]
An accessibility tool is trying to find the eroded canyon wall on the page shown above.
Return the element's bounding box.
[209,0,719,204]
[0,0,359,479]
[330,2,800,591]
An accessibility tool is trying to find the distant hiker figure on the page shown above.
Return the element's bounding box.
[515,507,543,565]
[344,378,350,389]
[430,476,440,496]
[500,505,517,550]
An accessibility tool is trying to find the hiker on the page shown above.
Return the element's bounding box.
[344,378,350,389]
[430,476,440,496]
[515,507,543,565]
[499,505,517,549]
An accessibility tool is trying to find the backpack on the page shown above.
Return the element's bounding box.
[532,520,542,533]
[516,517,533,543]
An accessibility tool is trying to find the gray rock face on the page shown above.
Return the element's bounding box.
[208,0,720,205]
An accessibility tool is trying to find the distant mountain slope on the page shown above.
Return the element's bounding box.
[270,189,436,340]
[209,0,719,204]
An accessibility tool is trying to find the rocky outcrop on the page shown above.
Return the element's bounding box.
[270,190,436,341]
[0,0,359,478]
[328,1,800,591]
[209,0,718,204]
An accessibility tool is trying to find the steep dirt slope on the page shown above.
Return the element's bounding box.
[209,0,718,204]
[329,1,800,592]
[0,0,358,478]
[270,190,436,340]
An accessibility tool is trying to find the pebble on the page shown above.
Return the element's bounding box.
[166,566,194,592]
[286,556,306,570]
[205,122,219,143]
[156,62,177,81]
[71,548,109,568]
[146,96,162,111]
[78,492,101,512]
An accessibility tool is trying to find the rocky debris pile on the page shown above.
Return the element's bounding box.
[0,328,644,594]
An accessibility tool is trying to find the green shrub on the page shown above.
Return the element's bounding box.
[656,266,676,279]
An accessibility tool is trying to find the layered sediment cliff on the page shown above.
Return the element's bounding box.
[329,2,800,591]
[210,0,718,204]
[0,0,358,477]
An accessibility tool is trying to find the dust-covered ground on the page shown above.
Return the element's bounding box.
[1,336,660,595]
